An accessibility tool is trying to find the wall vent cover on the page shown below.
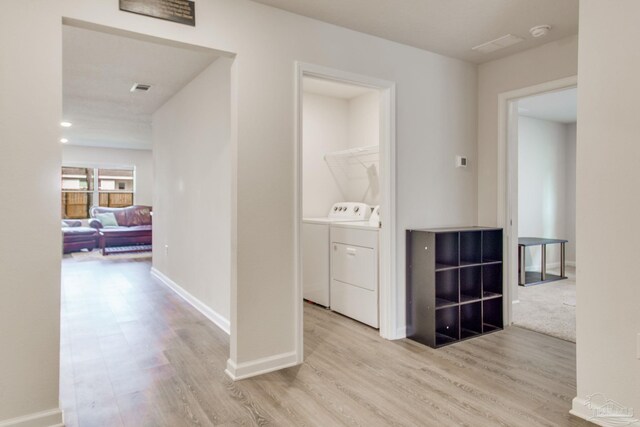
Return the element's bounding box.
[472,34,524,54]
[130,83,152,92]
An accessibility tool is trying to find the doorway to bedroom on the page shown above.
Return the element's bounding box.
[510,86,578,342]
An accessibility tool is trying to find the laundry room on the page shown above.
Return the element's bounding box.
[301,75,382,329]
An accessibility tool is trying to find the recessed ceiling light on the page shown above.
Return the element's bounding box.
[60,121,72,128]
[60,138,68,143]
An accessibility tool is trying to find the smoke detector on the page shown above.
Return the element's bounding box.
[130,83,152,93]
[530,25,551,38]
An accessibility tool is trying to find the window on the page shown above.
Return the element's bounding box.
[61,166,134,219]
[98,168,134,209]
[61,167,94,219]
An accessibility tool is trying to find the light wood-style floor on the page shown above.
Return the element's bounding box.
[60,255,591,426]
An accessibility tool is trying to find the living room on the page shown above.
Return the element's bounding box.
[59,22,226,261]
[61,146,153,256]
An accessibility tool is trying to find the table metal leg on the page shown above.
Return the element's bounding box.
[560,242,566,277]
[519,246,526,285]
[541,244,547,281]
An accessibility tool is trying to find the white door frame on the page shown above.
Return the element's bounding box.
[294,62,397,362]
[497,75,577,325]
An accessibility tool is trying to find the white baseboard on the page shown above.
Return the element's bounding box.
[571,397,612,426]
[394,326,406,339]
[150,267,230,335]
[225,351,299,381]
[571,396,638,426]
[0,408,63,427]
[570,397,593,423]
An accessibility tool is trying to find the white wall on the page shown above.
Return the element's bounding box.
[62,145,153,206]
[518,116,576,267]
[303,90,381,218]
[347,91,380,206]
[152,57,232,327]
[348,91,379,149]
[0,2,63,425]
[565,123,576,264]
[2,0,478,387]
[572,0,640,420]
[302,93,350,217]
[478,35,578,226]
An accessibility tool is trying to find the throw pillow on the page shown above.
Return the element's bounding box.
[96,212,119,227]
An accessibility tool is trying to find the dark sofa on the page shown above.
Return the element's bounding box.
[89,205,152,254]
[62,220,98,254]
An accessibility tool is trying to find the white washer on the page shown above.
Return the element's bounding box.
[303,202,371,307]
[330,206,380,328]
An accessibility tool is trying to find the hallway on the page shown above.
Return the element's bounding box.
[60,256,588,426]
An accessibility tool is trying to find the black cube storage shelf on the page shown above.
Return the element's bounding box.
[406,227,504,348]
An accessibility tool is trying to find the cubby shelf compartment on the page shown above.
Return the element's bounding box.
[460,266,482,303]
[460,301,482,339]
[435,269,459,309]
[483,263,503,297]
[435,306,459,346]
[460,231,482,265]
[435,232,459,270]
[406,227,504,349]
[483,297,503,334]
[482,229,503,264]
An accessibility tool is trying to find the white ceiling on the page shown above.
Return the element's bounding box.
[63,25,219,150]
[518,87,577,124]
[304,77,376,99]
[251,0,578,64]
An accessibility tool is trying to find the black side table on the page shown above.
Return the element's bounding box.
[518,237,568,286]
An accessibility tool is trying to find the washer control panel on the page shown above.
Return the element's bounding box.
[328,202,371,220]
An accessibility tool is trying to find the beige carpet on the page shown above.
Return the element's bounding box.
[66,249,152,261]
[512,266,576,342]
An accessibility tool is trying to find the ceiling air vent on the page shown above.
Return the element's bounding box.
[130,83,152,93]
[472,34,524,54]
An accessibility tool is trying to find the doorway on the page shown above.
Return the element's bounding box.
[60,21,234,424]
[511,87,577,342]
[497,76,577,342]
[294,64,396,361]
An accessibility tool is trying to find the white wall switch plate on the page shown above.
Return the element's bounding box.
[456,155,468,168]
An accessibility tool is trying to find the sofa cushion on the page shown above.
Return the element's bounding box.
[128,206,152,226]
[91,205,152,227]
[62,227,98,237]
[96,212,119,227]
